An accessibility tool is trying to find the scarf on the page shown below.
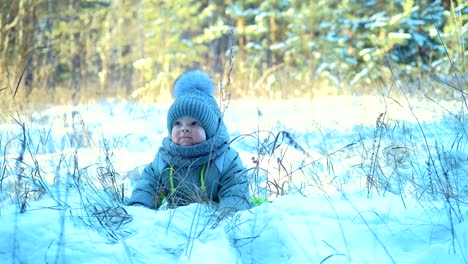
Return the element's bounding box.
[158,124,230,168]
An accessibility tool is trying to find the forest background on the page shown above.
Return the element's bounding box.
[0,0,466,107]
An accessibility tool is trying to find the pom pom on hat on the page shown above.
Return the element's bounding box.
[167,70,221,139]
[173,70,215,98]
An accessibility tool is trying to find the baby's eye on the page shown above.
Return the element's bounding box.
[191,121,199,126]
[173,121,181,127]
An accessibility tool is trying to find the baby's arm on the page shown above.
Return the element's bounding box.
[218,149,251,211]
[128,162,160,209]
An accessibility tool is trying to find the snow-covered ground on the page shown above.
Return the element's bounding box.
[0,95,467,263]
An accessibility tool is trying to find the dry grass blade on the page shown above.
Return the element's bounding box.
[13,54,32,99]
[320,253,347,264]
[433,25,467,107]
[82,202,133,242]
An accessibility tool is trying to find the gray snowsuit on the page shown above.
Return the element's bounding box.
[128,123,250,211]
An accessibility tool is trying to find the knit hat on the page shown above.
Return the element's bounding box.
[167,70,221,139]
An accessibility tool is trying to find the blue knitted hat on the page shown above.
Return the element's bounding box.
[167,70,221,139]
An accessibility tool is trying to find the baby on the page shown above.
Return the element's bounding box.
[128,70,251,212]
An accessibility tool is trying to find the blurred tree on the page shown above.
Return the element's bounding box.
[0,0,465,104]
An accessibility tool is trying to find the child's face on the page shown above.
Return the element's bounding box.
[171,116,207,146]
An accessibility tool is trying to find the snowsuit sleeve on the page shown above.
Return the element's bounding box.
[127,155,162,209]
[217,148,251,211]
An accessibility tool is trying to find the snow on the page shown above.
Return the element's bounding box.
[0,95,467,263]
